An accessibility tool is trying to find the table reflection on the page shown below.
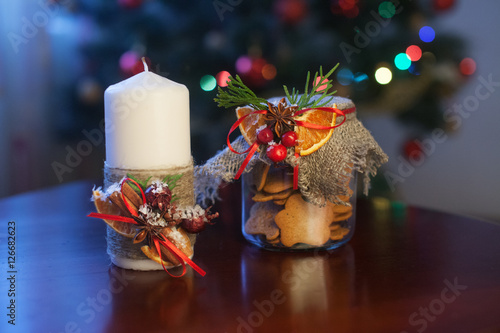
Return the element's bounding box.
[239,244,356,331]
[104,266,194,332]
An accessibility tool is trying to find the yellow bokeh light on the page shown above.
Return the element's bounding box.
[375,67,392,85]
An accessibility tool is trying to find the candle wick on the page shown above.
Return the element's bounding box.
[141,57,149,72]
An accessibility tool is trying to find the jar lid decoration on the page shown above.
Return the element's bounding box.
[195,67,388,207]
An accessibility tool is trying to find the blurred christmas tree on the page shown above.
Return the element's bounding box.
[57,0,472,163]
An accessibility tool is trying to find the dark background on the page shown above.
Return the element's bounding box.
[0,0,499,221]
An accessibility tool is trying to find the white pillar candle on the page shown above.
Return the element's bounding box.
[104,61,191,169]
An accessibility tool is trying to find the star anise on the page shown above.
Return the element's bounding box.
[132,208,178,245]
[132,217,162,247]
[263,98,298,138]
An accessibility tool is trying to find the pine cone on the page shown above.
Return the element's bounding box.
[144,182,172,212]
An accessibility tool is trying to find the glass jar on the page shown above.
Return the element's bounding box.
[241,162,356,251]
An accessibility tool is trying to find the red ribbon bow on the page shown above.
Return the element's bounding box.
[227,106,356,189]
[88,178,206,278]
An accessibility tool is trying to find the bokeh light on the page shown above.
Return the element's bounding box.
[378,1,396,19]
[353,72,368,83]
[274,0,308,24]
[421,51,437,64]
[375,67,392,85]
[394,53,411,70]
[408,63,420,75]
[459,57,476,75]
[338,0,357,10]
[200,75,216,91]
[433,0,456,11]
[353,72,369,90]
[262,64,277,80]
[337,68,354,86]
[216,71,231,87]
[131,57,152,75]
[119,50,140,73]
[343,6,359,18]
[235,56,252,74]
[331,0,359,17]
[314,76,329,91]
[419,26,435,43]
[406,45,422,61]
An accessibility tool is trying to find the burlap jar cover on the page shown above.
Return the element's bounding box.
[195,96,387,204]
[194,95,388,250]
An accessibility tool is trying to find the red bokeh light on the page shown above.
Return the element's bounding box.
[459,58,476,76]
[342,5,359,18]
[406,45,422,62]
[216,71,231,87]
[131,57,152,75]
[433,0,455,11]
[314,76,329,92]
[338,0,358,10]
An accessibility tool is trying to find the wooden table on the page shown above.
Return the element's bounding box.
[1,181,499,333]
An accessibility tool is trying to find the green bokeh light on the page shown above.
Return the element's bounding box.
[379,1,396,19]
[394,53,411,70]
[200,75,216,91]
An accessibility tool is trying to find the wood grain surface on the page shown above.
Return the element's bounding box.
[0,181,499,333]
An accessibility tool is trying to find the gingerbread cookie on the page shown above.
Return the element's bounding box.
[330,227,350,241]
[262,167,293,194]
[331,203,353,215]
[252,188,294,202]
[250,162,271,192]
[274,193,337,247]
[332,210,353,222]
[244,202,281,240]
[273,198,288,205]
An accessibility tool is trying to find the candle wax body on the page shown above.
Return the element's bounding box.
[104,71,191,169]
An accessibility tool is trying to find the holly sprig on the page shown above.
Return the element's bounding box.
[214,65,338,110]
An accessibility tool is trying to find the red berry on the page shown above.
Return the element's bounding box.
[257,127,274,144]
[266,144,287,163]
[281,131,298,147]
[181,216,207,233]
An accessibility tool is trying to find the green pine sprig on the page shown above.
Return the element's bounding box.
[214,75,269,110]
[126,173,183,203]
[215,65,339,112]
[162,174,183,202]
[126,173,152,193]
[283,64,339,109]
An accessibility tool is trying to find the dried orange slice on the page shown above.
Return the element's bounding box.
[294,108,337,156]
[92,191,137,238]
[141,227,193,267]
[141,245,175,267]
[236,106,266,146]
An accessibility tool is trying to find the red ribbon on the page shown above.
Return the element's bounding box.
[88,177,206,277]
[87,212,137,224]
[226,109,267,180]
[227,106,356,188]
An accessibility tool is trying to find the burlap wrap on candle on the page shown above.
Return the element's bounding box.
[103,160,196,269]
[194,96,388,207]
